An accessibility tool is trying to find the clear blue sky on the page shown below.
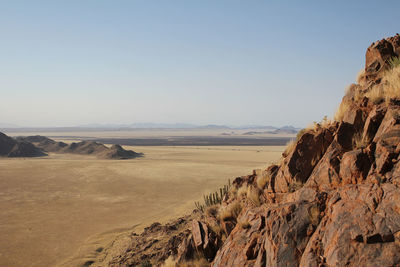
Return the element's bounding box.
[0,1,399,127]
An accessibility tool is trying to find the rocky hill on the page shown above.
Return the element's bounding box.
[17,135,143,160]
[0,132,47,157]
[81,34,400,267]
[17,135,69,152]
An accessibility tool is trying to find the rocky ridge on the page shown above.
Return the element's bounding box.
[0,132,47,157]
[5,134,143,159]
[85,34,400,267]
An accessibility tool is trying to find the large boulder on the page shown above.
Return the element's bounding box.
[305,141,344,192]
[365,38,397,84]
[300,184,400,267]
[274,127,334,193]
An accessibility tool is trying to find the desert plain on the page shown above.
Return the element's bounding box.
[0,130,286,267]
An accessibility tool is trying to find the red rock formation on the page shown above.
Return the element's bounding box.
[89,34,400,267]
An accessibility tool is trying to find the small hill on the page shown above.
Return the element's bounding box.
[0,132,46,157]
[17,135,142,159]
[62,141,108,155]
[17,135,68,152]
[98,144,143,159]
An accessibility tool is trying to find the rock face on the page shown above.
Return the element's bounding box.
[0,132,46,157]
[87,34,400,267]
[364,33,400,85]
[17,135,142,159]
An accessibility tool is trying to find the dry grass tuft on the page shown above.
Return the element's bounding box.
[246,186,261,206]
[237,185,248,197]
[179,258,210,267]
[320,116,333,128]
[229,186,237,198]
[356,69,366,84]
[209,223,223,237]
[365,64,400,105]
[205,205,219,217]
[283,139,296,157]
[389,56,400,68]
[334,100,351,122]
[352,132,368,149]
[308,205,320,226]
[239,219,251,229]
[256,171,270,190]
[365,84,385,104]
[162,257,177,267]
[162,256,210,267]
[219,201,242,222]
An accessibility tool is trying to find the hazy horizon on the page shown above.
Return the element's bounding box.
[1,1,399,127]
[0,121,301,129]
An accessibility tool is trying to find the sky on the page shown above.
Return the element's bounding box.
[0,1,399,128]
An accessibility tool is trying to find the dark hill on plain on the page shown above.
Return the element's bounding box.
[17,135,143,160]
[16,135,68,152]
[0,132,46,157]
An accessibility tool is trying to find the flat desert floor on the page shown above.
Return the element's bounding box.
[0,145,284,267]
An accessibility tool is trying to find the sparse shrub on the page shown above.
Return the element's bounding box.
[219,201,242,222]
[194,180,231,212]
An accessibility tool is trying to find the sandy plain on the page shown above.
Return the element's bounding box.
[0,141,284,267]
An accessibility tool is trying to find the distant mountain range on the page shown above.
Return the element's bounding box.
[67,123,300,130]
[0,122,301,131]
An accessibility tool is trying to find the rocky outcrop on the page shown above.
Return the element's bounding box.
[17,135,68,152]
[98,144,143,159]
[87,34,400,266]
[0,132,46,157]
[364,33,400,85]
